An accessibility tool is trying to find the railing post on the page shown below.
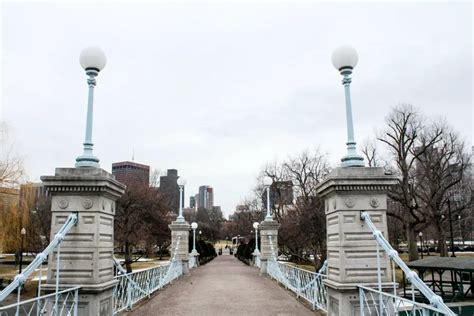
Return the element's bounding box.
[315,167,396,316]
[41,168,126,316]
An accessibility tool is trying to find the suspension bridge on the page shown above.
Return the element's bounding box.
[0,46,469,315]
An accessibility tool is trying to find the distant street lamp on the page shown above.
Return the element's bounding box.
[75,47,107,168]
[191,222,199,256]
[442,199,456,257]
[331,46,365,167]
[177,178,186,222]
[253,222,260,256]
[418,232,424,259]
[458,215,464,247]
[19,228,26,274]
[263,177,273,221]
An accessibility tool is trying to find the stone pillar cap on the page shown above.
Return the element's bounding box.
[316,167,397,198]
[41,168,126,200]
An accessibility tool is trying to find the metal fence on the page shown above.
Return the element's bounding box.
[0,287,79,316]
[360,211,455,316]
[113,260,182,313]
[266,235,327,311]
[358,285,453,316]
[267,259,327,311]
[113,236,184,313]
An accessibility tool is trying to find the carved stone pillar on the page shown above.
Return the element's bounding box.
[316,167,396,316]
[41,168,125,316]
[258,219,280,274]
[169,220,190,275]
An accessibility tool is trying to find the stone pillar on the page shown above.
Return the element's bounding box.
[169,220,190,275]
[316,167,396,316]
[41,168,125,316]
[258,219,280,274]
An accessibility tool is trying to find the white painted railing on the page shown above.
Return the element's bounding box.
[359,285,452,315]
[113,236,183,313]
[0,286,79,316]
[266,235,328,311]
[360,211,455,316]
[113,260,182,313]
[267,259,328,310]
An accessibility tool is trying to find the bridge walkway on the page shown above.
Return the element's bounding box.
[125,254,319,316]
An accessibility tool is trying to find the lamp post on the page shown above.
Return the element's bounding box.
[253,222,260,256]
[177,178,186,222]
[191,222,198,256]
[331,45,364,167]
[442,199,456,257]
[263,177,273,221]
[75,47,107,168]
[19,228,26,275]
[458,215,464,247]
[418,232,424,259]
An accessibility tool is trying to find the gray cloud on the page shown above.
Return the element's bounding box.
[1,2,472,216]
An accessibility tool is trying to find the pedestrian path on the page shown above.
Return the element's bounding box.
[125,254,318,316]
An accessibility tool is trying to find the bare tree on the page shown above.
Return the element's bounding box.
[252,148,330,269]
[378,104,442,261]
[115,175,171,272]
[415,123,471,256]
[361,138,381,167]
[0,122,24,188]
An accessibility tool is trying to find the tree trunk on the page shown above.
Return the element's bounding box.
[406,224,419,261]
[125,241,132,273]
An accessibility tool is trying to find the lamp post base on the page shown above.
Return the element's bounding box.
[75,155,100,168]
[341,154,364,168]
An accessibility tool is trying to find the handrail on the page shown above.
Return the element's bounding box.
[0,286,80,312]
[0,213,78,302]
[360,211,455,316]
[358,285,450,314]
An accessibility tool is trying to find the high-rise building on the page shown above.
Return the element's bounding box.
[198,185,214,210]
[190,196,196,209]
[160,169,184,213]
[262,181,294,207]
[112,161,150,187]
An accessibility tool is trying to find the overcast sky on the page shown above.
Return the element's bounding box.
[1,1,472,217]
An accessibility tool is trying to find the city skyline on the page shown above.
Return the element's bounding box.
[1,2,472,217]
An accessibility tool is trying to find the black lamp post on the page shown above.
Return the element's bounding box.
[418,232,424,259]
[444,199,456,257]
[19,227,26,274]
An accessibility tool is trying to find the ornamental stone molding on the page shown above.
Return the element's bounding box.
[344,196,355,208]
[82,198,93,209]
[58,199,69,209]
[370,197,380,208]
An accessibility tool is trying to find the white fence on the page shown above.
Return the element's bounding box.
[0,286,79,316]
[267,259,327,311]
[113,260,182,313]
[358,285,453,316]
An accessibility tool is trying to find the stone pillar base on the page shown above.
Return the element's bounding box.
[259,259,268,275]
[182,259,190,275]
[326,279,395,316]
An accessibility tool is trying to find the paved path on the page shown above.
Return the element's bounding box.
[126,255,318,316]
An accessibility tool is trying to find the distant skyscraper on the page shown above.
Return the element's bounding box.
[160,169,184,213]
[112,161,150,187]
[198,185,214,210]
[190,196,196,209]
[262,181,294,207]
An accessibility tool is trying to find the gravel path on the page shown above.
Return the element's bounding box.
[125,254,318,316]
